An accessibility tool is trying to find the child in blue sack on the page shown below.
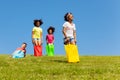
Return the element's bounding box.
[12,43,27,58]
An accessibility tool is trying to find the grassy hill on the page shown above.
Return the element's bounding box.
[0,54,120,80]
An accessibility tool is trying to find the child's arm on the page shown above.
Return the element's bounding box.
[32,31,34,38]
[63,27,70,42]
[62,27,67,38]
[41,32,43,44]
[32,31,35,44]
[46,35,49,44]
[22,50,26,53]
[73,30,76,43]
[52,35,54,44]
[22,50,26,57]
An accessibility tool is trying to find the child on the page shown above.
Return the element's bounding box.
[12,43,27,58]
[46,26,55,56]
[32,19,43,56]
[32,19,43,46]
[46,26,55,45]
[63,12,80,63]
[62,12,76,45]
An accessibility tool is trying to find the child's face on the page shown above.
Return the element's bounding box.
[36,21,40,27]
[49,29,52,34]
[21,44,27,49]
[67,14,73,21]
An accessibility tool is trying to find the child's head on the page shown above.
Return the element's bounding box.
[34,19,43,27]
[47,26,55,34]
[64,12,73,22]
[21,43,27,49]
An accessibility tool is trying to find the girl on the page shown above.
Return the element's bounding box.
[62,13,76,45]
[46,26,55,56]
[63,13,80,63]
[32,19,43,46]
[46,26,55,45]
[32,19,43,56]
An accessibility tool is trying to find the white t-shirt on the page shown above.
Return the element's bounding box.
[63,22,76,38]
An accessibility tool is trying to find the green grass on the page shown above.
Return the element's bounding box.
[0,55,120,80]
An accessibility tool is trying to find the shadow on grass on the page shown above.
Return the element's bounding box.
[51,60,68,63]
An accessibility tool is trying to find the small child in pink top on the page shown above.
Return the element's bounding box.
[46,26,55,44]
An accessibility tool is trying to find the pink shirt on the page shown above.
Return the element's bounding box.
[46,34,54,44]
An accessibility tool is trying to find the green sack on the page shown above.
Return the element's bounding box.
[46,44,54,56]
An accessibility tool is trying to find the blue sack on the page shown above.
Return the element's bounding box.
[12,50,24,58]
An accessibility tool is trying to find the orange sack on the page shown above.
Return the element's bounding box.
[34,45,42,56]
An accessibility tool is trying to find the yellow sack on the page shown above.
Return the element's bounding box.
[64,44,80,63]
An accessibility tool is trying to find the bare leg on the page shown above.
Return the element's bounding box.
[37,40,42,46]
[71,41,75,45]
[70,39,76,45]
[34,40,38,46]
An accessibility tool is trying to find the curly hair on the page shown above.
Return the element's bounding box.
[47,26,55,34]
[64,12,72,21]
[33,19,43,26]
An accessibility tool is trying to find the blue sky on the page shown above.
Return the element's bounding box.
[0,0,120,55]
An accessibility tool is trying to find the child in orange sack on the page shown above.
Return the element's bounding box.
[32,19,43,56]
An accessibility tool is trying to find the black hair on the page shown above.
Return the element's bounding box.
[22,42,27,46]
[34,19,43,26]
[64,12,72,21]
[47,26,55,34]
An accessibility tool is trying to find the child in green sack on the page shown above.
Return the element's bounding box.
[46,26,55,56]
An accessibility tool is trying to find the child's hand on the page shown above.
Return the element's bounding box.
[52,41,54,44]
[64,37,70,45]
[22,50,25,53]
[66,37,70,41]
